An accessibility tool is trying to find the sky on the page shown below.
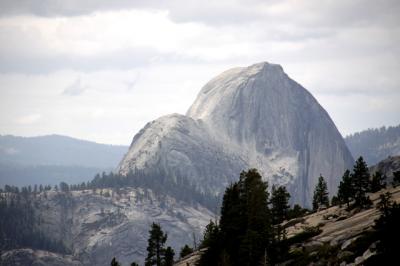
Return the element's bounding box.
[0,0,399,145]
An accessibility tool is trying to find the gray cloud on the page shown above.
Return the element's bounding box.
[0,0,399,143]
[0,0,153,17]
[124,74,140,92]
[1,1,398,75]
[0,45,191,74]
[1,0,399,29]
[62,78,87,96]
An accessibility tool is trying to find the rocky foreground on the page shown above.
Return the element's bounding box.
[176,185,400,266]
[284,186,400,265]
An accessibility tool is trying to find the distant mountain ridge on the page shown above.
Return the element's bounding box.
[0,134,128,186]
[345,125,400,166]
[0,134,128,167]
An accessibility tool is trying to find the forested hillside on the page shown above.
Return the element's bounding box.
[345,125,400,165]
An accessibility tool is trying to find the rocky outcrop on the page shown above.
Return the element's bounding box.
[0,249,81,266]
[3,189,214,266]
[174,248,206,266]
[369,155,400,183]
[283,186,400,265]
[118,62,354,207]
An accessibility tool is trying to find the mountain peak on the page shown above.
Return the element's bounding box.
[248,61,284,73]
[119,62,354,207]
[186,61,287,122]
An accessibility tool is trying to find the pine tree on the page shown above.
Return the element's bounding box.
[180,244,193,258]
[270,185,290,225]
[373,192,400,263]
[337,170,353,207]
[163,246,175,266]
[331,195,340,206]
[59,182,69,192]
[392,171,400,187]
[110,257,121,266]
[238,169,271,266]
[198,220,221,265]
[130,263,139,266]
[370,171,386,193]
[312,175,329,210]
[218,183,242,264]
[287,204,308,220]
[199,169,272,266]
[145,223,167,266]
[351,156,371,207]
[268,185,291,263]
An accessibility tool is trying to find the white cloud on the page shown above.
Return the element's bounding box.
[0,1,399,144]
[16,114,41,125]
[62,77,87,96]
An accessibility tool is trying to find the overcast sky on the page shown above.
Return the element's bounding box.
[0,0,399,145]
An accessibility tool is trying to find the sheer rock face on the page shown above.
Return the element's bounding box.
[118,62,354,207]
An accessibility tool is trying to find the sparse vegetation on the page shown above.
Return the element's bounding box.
[312,175,329,210]
[179,244,193,258]
[285,226,322,246]
[2,154,399,265]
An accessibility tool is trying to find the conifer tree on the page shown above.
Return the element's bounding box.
[287,204,308,220]
[268,185,291,263]
[392,171,400,187]
[331,195,340,206]
[110,257,121,266]
[270,185,290,225]
[163,246,175,266]
[373,191,400,263]
[238,169,271,266]
[370,171,386,193]
[200,220,219,249]
[179,244,193,258]
[218,183,242,264]
[198,220,220,265]
[351,156,371,207]
[145,223,167,266]
[337,170,353,207]
[199,169,272,266]
[312,175,329,210]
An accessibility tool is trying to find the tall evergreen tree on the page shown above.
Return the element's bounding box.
[179,244,193,258]
[200,169,272,266]
[238,169,271,266]
[269,185,291,262]
[145,223,167,266]
[163,246,175,266]
[312,175,329,210]
[270,185,290,225]
[351,156,371,207]
[337,170,353,207]
[373,192,400,263]
[198,220,221,265]
[370,171,386,193]
[218,183,242,264]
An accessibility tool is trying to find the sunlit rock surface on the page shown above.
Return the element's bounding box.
[119,62,354,206]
